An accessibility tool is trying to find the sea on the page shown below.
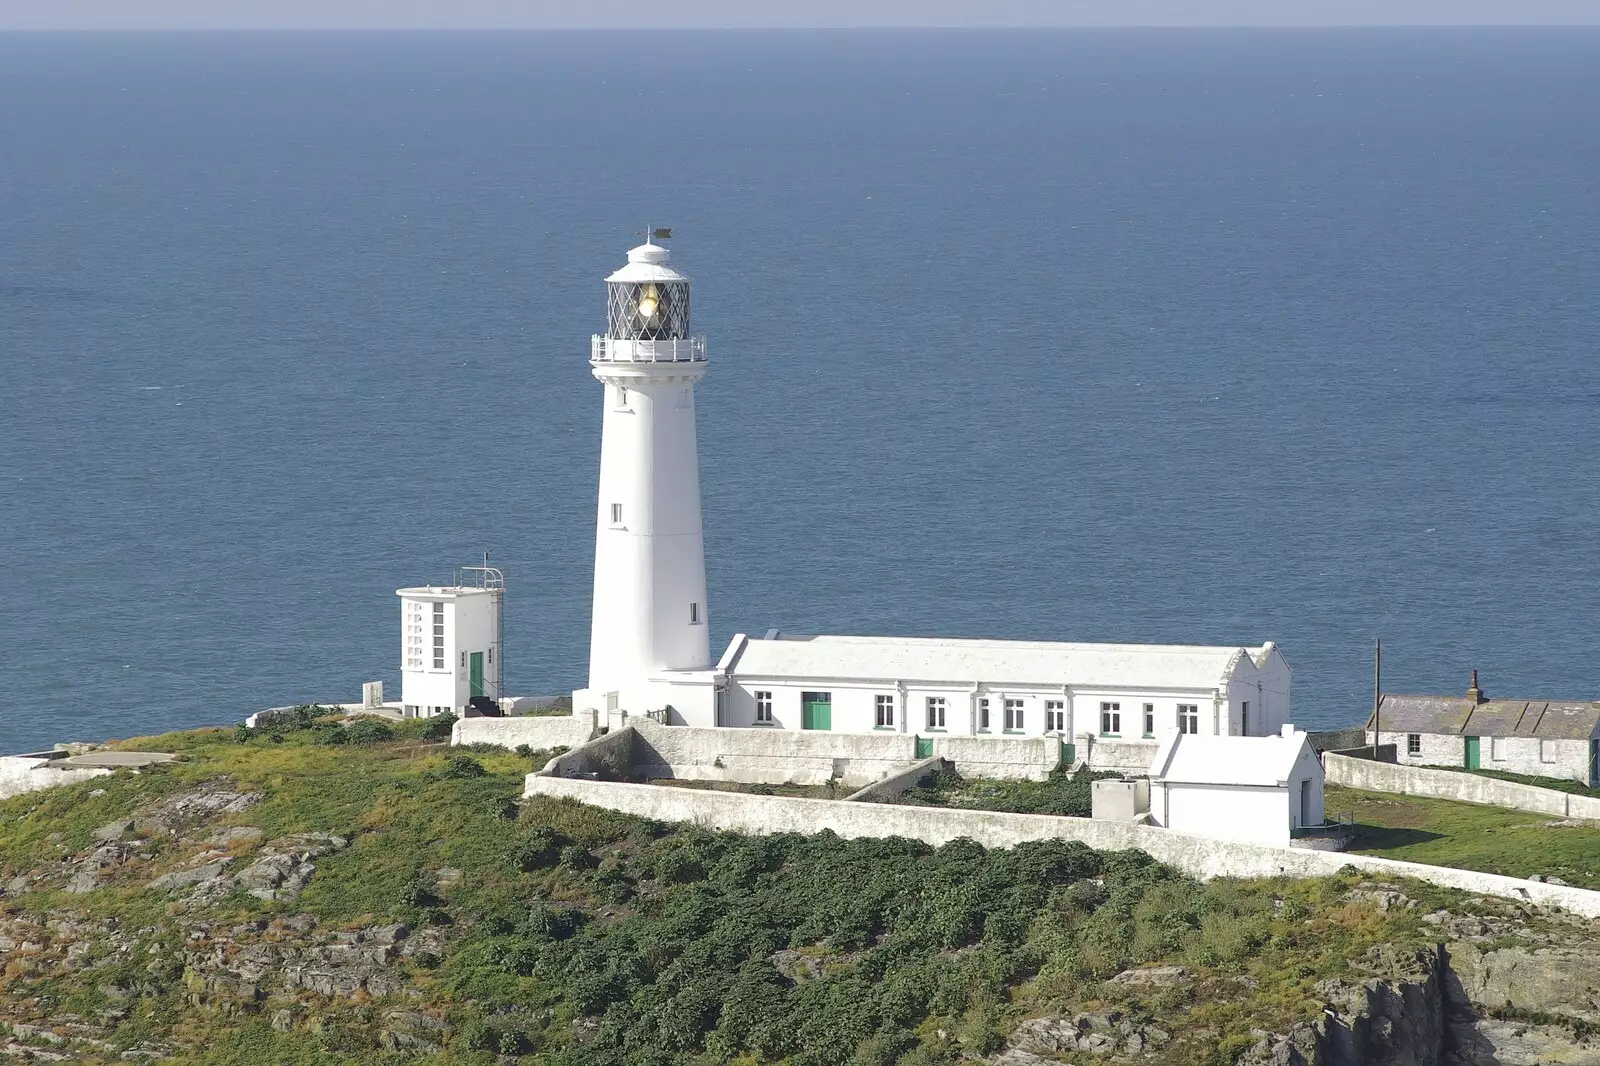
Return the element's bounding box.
[2,28,1598,755]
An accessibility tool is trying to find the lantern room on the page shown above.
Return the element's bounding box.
[605,241,691,341]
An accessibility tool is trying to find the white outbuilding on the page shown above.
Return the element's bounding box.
[397,566,504,718]
[1146,725,1324,846]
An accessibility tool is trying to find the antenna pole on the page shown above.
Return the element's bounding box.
[1372,639,1381,759]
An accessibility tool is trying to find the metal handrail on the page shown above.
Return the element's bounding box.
[591,335,707,364]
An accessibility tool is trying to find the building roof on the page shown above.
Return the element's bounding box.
[718,633,1282,690]
[606,242,689,285]
[1370,694,1600,740]
[1148,729,1313,788]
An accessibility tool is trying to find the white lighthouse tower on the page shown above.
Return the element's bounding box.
[577,236,712,720]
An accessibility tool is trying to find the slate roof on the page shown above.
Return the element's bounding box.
[718,633,1282,691]
[1369,695,1600,740]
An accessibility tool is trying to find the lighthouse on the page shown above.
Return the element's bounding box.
[580,236,712,717]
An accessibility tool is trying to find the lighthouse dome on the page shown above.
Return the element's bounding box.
[606,242,689,285]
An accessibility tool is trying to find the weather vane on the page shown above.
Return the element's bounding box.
[637,225,673,243]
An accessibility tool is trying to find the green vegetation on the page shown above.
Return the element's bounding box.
[1432,764,1600,799]
[1325,784,1600,889]
[0,727,1493,1065]
[890,767,1119,817]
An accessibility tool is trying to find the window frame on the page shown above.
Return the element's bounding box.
[1099,701,1121,737]
[1178,704,1199,735]
[1406,733,1422,756]
[925,696,947,730]
[977,697,990,732]
[874,694,895,729]
[1142,703,1155,737]
[1044,700,1066,734]
[754,690,774,724]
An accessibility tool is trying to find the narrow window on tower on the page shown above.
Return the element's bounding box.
[610,503,623,526]
[689,602,700,624]
[617,386,629,407]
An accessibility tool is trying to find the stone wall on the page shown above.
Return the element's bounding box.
[524,774,1600,918]
[450,709,598,752]
[1078,735,1158,773]
[1327,752,1600,821]
[928,735,1058,780]
[844,757,946,803]
[1308,726,1368,753]
[537,727,636,779]
[1373,729,1595,786]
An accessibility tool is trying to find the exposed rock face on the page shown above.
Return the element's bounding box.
[1005,1011,1170,1057]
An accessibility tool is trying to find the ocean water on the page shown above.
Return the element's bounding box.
[2,29,1598,754]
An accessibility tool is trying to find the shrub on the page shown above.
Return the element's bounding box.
[423,710,457,741]
[440,755,487,779]
[508,827,568,872]
[332,718,395,745]
[514,743,533,757]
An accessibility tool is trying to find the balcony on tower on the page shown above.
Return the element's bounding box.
[594,240,706,364]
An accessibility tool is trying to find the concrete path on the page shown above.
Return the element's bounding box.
[57,751,179,769]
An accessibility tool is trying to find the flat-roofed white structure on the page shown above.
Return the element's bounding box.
[665,632,1290,744]
[1147,725,1323,845]
[398,577,502,718]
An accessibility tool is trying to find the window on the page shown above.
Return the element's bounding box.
[754,691,773,724]
[1044,700,1066,733]
[1178,704,1199,735]
[1406,733,1422,756]
[1143,703,1155,736]
[461,651,466,669]
[610,503,623,525]
[689,602,700,624]
[926,697,946,729]
[1100,701,1121,736]
[1004,698,1024,731]
[977,698,990,731]
[1241,700,1251,735]
[1490,736,1506,761]
[617,386,629,407]
[488,647,492,665]
[432,602,445,669]
[403,704,418,717]
[875,695,895,728]
[1540,739,1556,764]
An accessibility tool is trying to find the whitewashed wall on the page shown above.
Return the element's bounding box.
[1372,729,1595,786]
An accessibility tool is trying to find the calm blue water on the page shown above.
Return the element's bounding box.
[3,29,1598,753]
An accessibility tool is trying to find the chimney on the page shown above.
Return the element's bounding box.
[1466,669,1486,704]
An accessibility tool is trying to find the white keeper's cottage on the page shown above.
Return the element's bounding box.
[570,235,1299,751]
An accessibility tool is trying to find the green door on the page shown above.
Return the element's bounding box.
[469,652,485,699]
[1464,735,1480,769]
[801,692,832,731]
[1059,741,1076,769]
[914,736,933,759]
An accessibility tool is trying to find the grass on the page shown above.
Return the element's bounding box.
[888,767,1118,817]
[1325,784,1600,890]
[1432,764,1600,800]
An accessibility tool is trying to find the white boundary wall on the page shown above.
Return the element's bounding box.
[452,709,599,752]
[626,721,1057,787]
[524,775,1600,919]
[1326,752,1600,821]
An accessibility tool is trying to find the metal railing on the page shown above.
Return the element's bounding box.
[591,335,707,364]
[1289,818,1354,839]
